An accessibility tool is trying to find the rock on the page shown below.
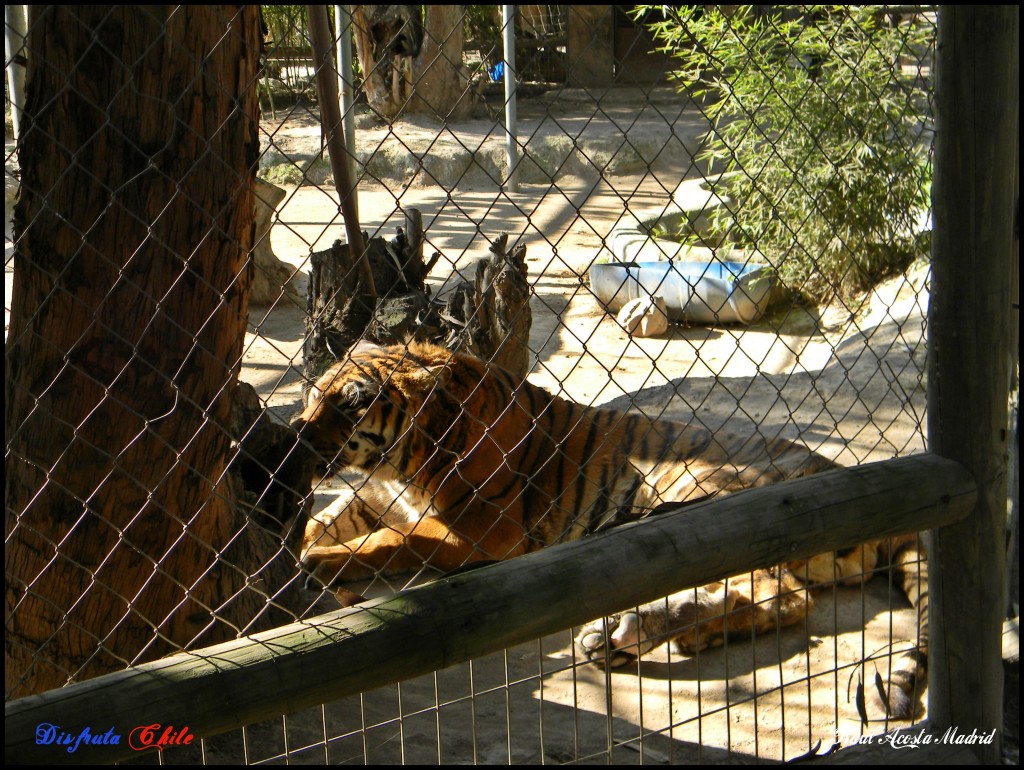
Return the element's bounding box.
[617,296,669,337]
[251,179,300,305]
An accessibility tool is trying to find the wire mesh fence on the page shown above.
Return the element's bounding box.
[5,3,1011,765]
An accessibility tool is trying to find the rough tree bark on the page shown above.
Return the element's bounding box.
[4,6,300,699]
[352,5,474,122]
[351,5,402,119]
[408,6,475,121]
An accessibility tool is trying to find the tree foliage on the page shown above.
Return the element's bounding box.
[643,6,934,302]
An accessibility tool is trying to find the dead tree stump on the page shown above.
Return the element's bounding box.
[303,211,532,391]
[437,234,532,378]
[303,213,434,390]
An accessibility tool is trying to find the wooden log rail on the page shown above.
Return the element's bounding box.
[5,454,975,765]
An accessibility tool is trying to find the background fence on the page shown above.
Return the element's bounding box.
[4,5,1018,765]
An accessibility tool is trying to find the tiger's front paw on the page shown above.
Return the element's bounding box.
[300,543,374,588]
[299,547,372,607]
[575,585,740,666]
[575,611,654,667]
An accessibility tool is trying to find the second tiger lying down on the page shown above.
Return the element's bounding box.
[295,341,927,718]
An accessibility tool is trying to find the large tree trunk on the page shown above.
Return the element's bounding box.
[351,5,474,122]
[351,5,403,119]
[409,6,474,120]
[4,6,290,699]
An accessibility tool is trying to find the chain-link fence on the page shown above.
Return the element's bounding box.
[4,4,1016,765]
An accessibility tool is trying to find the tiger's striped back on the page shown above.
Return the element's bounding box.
[295,341,928,717]
[297,341,833,551]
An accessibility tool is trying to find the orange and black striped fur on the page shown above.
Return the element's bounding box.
[295,341,927,718]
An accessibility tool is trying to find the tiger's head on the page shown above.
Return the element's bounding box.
[292,341,460,481]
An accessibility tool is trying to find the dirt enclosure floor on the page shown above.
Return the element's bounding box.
[212,167,932,763]
[5,99,936,762]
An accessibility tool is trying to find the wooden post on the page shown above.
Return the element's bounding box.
[566,6,613,88]
[928,7,1018,762]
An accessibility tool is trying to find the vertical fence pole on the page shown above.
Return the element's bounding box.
[501,5,519,193]
[335,4,358,222]
[4,4,27,141]
[928,6,1018,762]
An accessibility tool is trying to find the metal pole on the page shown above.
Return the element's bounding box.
[4,5,27,141]
[501,6,519,193]
[334,5,358,222]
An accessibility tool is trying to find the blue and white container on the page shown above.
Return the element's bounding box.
[589,259,778,325]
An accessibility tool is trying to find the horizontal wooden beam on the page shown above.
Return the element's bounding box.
[5,453,975,765]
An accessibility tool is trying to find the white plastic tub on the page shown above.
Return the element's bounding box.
[589,259,777,325]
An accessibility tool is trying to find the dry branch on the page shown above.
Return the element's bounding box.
[307,5,372,296]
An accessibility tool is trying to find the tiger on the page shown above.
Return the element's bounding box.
[294,340,928,719]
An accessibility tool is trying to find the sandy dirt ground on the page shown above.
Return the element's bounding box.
[213,164,932,764]
[4,105,934,762]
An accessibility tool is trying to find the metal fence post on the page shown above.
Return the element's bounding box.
[502,5,519,193]
[335,4,358,222]
[4,4,27,140]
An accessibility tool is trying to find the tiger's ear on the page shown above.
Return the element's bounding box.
[325,336,386,363]
[347,339,386,359]
[410,362,452,391]
[304,383,322,409]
